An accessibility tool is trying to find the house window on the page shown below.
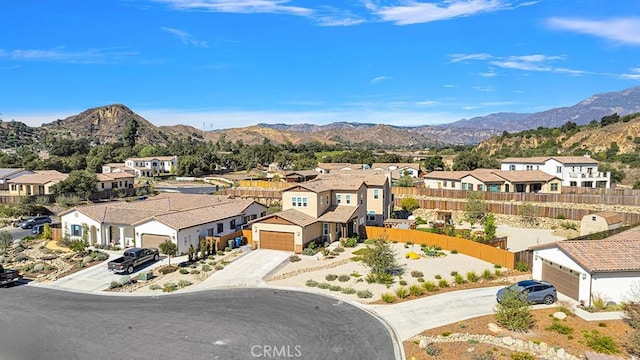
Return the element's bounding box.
[217,223,224,234]
[207,228,214,236]
[302,197,307,207]
[337,194,342,204]
[570,181,577,187]
[297,197,303,207]
[461,183,470,190]
[367,211,376,221]
[260,211,266,217]
[101,183,105,189]
[230,219,236,229]
[556,166,562,174]
[592,216,596,221]
[346,195,351,204]
[10,184,16,191]
[525,165,534,170]
[373,189,379,199]
[550,183,558,191]
[477,184,483,191]
[291,197,297,207]
[71,225,82,237]
[509,165,515,171]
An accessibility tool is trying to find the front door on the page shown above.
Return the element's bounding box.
[323,223,329,242]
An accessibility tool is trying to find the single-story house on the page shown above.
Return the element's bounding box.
[371,163,421,179]
[580,211,623,236]
[96,172,136,191]
[7,170,68,196]
[0,168,32,185]
[59,193,267,254]
[315,163,367,173]
[531,227,640,306]
[423,168,562,193]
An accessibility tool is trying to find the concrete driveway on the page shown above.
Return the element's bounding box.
[200,249,291,288]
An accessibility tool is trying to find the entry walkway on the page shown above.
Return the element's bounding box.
[200,249,291,288]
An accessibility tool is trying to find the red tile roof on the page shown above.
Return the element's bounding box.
[558,236,640,273]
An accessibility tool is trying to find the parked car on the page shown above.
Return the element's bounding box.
[31,224,45,235]
[0,265,22,287]
[18,216,52,229]
[496,280,557,305]
[108,247,160,274]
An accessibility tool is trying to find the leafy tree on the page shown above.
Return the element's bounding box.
[484,213,497,241]
[69,239,89,254]
[400,197,420,213]
[362,238,401,276]
[598,163,625,184]
[159,240,178,266]
[424,156,444,171]
[600,113,620,127]
[396,175,414,187]
[464,191,487,225]
[495,288,534,332]
[453,151,499,171]
[0,230,13,253]
[52,170,98,199]
[42,223,52,240]
[124,118,139,147]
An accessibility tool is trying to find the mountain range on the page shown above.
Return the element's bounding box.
[3,85,640,148]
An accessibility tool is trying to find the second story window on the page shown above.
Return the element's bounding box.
[346,195,351,204]
[292,197,297,207]
[525,165,533,170]
[337,194,342,204]
[509,165,515,171]
[230,219,236,229]
[217,223,224,234]
[373,189,379,199]
[556,166,562,173]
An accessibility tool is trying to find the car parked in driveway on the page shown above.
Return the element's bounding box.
[496,280,557,305]
[18,216,52,229]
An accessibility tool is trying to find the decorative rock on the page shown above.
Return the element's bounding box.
[488,323,502,333]
[553,311,568,320]
[539,342,548,352]
[467,347,475,353]
[502,336,513,346]
[556,348,566,359]
[419,338,429,349]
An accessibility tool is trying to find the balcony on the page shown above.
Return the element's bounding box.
[567,172,610,179]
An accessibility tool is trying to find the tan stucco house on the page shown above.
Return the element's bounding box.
[7,170,68,196]
[250,172,392,253]
[423,168,562,193]
[96,172,136,191]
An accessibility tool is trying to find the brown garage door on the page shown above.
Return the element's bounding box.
[541,260,580,301]
[260,231,294,252]
[141,234,170,249]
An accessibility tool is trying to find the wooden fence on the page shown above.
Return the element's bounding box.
[365,226,515,268]
[514,250,534,270]
[220,188,282,200]
[238,180,291,189]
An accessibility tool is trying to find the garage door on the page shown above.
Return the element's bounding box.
[141,234,170,249]
[541,260,580,301]
[260,231,294,252]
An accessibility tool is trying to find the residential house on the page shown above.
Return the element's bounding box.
[123,156,178,177]
[579,211,622,236]
[268,170,319,183]
[500,155,611,189]
[7,170,68,196]
[59,193,267,254]
[101,163,134,175]
[531,226,640,306]
[250,172,392,253]
[315,163,367,173]
[96,172,136,191]
[0,168,32,189]
[423,168,562,193]
[371,163,421,180]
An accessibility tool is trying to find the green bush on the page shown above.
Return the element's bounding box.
[341,237,358,247]
[341,287,356,295]
[495,289,534,332]
[289,254,301,262]
[450,249,458,254]
[201,265,211,272]
[395,287,409,299]
[224,247,232,252]
[333,247,345,253]
[179,268,189,275]
[381,293,396,303]
[417,277,425,283]
[409,284,425,296]
[317,282,330,289]
[515,261,529,272]
[149,284,161,290]
[178,280,192,288]
[438,279,449,288]
[305,279,318,287]
[435,274,442,279]
[495,269,502,277]
[424,343,440,356]
[546,320,573,335]
[483,269,494,280]
[450,271,458,276]
[109,280,120,289]
[466,271,479,282]
[357,290,373,299]
[582,330,620,354]
[422,281,438,292]
[510,352,535,360]
[33,263,45,273]
[162,283,178,292]
[216,250,224,256]
[454,274,465,284]
[158,265,178,274]
[399,280,407,286]
[329,285,342,292]
[494,264,502,268]
[325,274,338,281]
[560,221,577,231]
[337,274,350,282]
[191,270,200,275]
[410,270,423,278]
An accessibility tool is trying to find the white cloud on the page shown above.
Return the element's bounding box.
[546,17,640,45]
[0,47,137,64]
[443,84,456,88]
[478,70,497,78]
[472,85,494,92]
[152,0,313,16]
[161,27,208,47]
[368,0,536,25]
[416,100,438,106]
[449,53,492,63]
[370,76,391,83]
[316,16,366,26]
[621,67,640,80]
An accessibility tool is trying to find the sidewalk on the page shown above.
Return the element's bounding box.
[199,249,290,288]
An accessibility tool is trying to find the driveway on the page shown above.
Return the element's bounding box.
[200,249,291,288]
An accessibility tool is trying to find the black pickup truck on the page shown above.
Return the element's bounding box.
[0,265,22,286]
[107,247,160,274]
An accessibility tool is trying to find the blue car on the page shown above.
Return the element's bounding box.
[496,280,557,305]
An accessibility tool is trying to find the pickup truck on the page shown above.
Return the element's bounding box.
[107,247,160,274]
[0,265,22,287]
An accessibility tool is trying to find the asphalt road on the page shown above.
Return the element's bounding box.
[0,286,396,360]
[7,226,33,240]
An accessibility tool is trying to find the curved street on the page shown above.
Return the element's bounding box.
[0,286,395,360]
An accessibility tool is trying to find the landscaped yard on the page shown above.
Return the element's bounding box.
[404,306,634,359]
[267,241,522,304]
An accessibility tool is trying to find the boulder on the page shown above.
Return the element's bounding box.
[553,311,568,320]
[488,323,502,333]
[502,336,513,346]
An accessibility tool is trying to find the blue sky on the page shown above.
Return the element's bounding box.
[2,0,639,129]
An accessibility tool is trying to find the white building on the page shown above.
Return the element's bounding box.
[500,155,611,189]
[122,156,178,177]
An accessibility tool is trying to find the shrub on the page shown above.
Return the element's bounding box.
[325,274,338,281]
[32,263,46,273]
[109,281,120,289]
[224,247,232,252]
[515,261,529,272]
[149,284,161,290]
[409,284,425,296]
[450,271,458,276]
[466,271,479,282]
[422,281,438,292]
[483,269,494,280]
[317,283,330,289]
[494,264,502,268]
[399,280,407,286]
[410,270,424,278]
[329,285,342,292]
[338,274,350,282]
[417,277,425,283]
[435,274,442,279]
[582,330,620,354]
[217,250,224,256]
[441,331,452,337]
[494,269,502,277]
[510,352,535,360]
[82,256,93,264]
[395,287,409,299]
[424,343,440,356]
[350,271,361,278]
[495,289,534,332]
[341,237,358,248]
[450,249,458,254]
[179,268,189,275]
[381,293,396,303]
[191,270,200,275]
[158,265,178,274]
[454,274,465,285]
[357,290,373,299]
[208,255,216,260]
[289,254,301,262]
[560,221,577,230]
[178,280,192,288]
[201,265,211,272]
[214,264,224,270]
[333,247,345,253]
[162,283,178,292]
[546,320,573,335]
[94,253,109,261]
[305,279,318,287]
[341,287,356,295]
[556,214,566,220]
[438,279,449,288]
[374,272,395,285]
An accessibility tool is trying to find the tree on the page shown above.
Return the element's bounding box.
[484,213,497,241]
[424,156,444,171]
[42,223,52,240]
[69,239,89,254]
[495,288,535,332]
[159,240,178,266]
[124,118,139,148]
[0,230,12,253]
[463,191,487,225]
[52,170,98,200]
[519,202,536,225]
[396,175,414,187]
[400,197,420,213]
[453,151,499,171]
[598,163,625,184]
[362,238,401,277]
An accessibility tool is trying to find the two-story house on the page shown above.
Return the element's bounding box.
[59,193,267,254]
[96,172,136,191]
[371,163,421,180]
[500,155,611,189]
[250,172,391,253]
